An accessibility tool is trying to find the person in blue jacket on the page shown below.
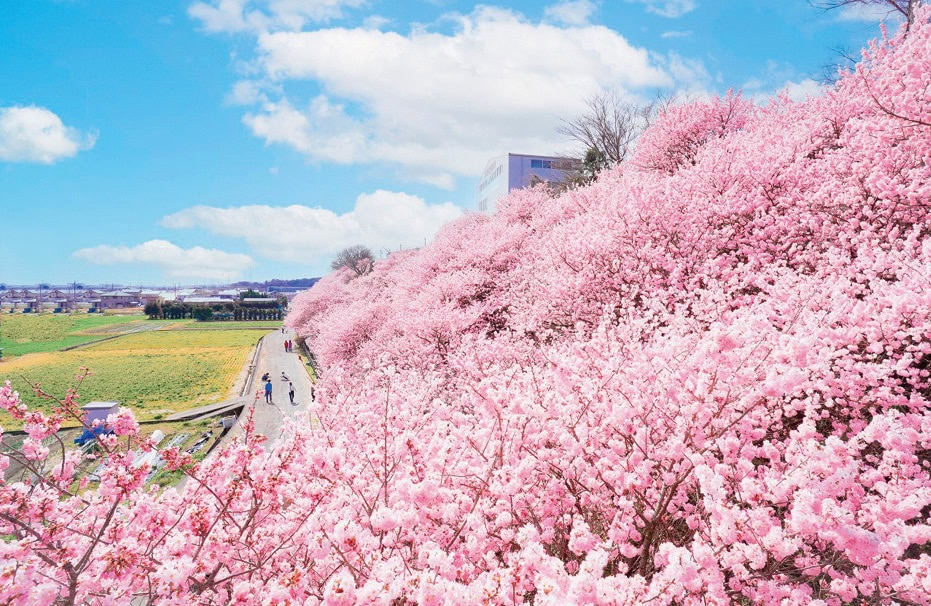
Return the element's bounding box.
[264,379,273,403]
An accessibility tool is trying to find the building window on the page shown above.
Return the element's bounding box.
[530,159,553,169]
[478,165,504,192]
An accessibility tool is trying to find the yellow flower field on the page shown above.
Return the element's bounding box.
[86,329,260,351]
[0,327,265,429]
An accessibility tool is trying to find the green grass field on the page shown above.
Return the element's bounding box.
[0,323,268,429]
[0,313,158,357]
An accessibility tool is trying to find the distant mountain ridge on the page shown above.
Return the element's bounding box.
[232,278,320,289]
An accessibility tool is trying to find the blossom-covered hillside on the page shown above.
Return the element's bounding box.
[2,13,930,605]
[286,15,931,605]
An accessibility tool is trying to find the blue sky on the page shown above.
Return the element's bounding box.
[0,0,901,286]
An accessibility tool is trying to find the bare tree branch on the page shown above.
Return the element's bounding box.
[811,0,921,30]
[331,245,374,277]
[556,91,672,189]
[819,45,860,84]
[557,90,653,167]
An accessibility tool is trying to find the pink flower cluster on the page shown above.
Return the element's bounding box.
[3,12,931,603]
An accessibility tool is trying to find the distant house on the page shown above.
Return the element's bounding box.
[267,287,304,303]
[97,291,138,309]
[139,290,163,305]
[183,297,230,305]
[476,153,577,213]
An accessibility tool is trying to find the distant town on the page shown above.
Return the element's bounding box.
[0,279,319,313]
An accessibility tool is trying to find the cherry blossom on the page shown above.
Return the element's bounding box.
[3,11,931,603]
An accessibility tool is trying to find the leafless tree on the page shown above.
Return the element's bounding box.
[557,91,656,168]
[331,245,374,277]
[812,0,922,30]
[555,91,673,190]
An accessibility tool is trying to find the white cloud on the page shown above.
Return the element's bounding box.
[544,0,598,26]
[243,6,671,186]
[72,240,254,281]
[362,14,391,30]
[742,58,826,104]
[783,78,825,102]
[243,96,369,164]
[189,0,254,32]
[628,0,697,18]
[664,52,710,89]
[226,80,273,105]
[189,0,366,33]
[160,191,463,264]
[0,106,96,164]
[660,29,692,38]
[743,76,826,105]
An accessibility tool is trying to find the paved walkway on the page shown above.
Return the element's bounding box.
[223,327,315,450]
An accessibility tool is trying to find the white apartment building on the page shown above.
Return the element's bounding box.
[476,153,576,213]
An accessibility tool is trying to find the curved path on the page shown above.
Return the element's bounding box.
[223,327,315,450]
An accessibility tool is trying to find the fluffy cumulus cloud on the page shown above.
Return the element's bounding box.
[160,191,463,264]
[0,106,96,164]
[189,0,366,33]
[243,96,368,165]
[627,0,697,18]
[72,240,254,281]
[544,0,599,26]
[743,60,827,104]
[238,6,671,186]
[783,78,825,102]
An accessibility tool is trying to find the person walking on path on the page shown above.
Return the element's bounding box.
[264,379,273,403]
[288,382,295,405]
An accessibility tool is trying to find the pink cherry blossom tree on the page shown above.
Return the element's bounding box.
[3,10,931,603]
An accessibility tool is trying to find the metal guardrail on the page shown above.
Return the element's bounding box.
[240,335,265,397]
